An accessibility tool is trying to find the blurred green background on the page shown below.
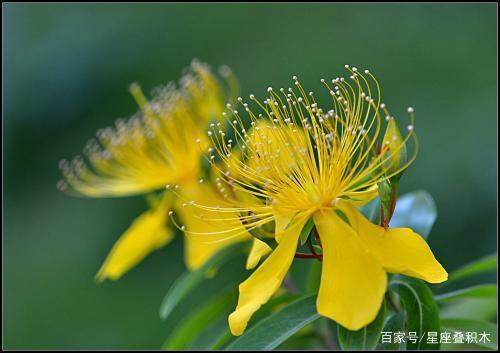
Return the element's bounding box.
[3,3,497,349]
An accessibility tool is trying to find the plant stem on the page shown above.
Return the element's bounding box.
[294,252,323,260]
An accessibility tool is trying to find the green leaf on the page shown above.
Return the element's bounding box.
[390,190,437,239]
[306,257,321,296]
[446,253,497,285]
[334,208,351,226]
[440,319,497,350]
[299,217,314,245]
[389,276,441,350]
[212,292,300,350]
[186,313,231,349]
[377,313,406,350]
[439,298,497,322]
[159,242,244,320]
[435,284,497,303]
[211,330,234,350]
[338,300,387,350]
[277,326,324,350]
[225,294,320,350]
[162,289,236,349]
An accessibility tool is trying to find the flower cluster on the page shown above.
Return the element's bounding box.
[60,62,447,336]
[58,61,251,280]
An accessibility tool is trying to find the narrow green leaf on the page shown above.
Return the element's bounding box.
[225,294,320,350]
[334,209,351,226]
[440,297,497,322]
[211,330,234,350]
[377,313,406,350]
[435,284,497,303]
[159,242,244,320]
[440,318,497,350]
[299,217,314,245]
[276,327,325,350]
[389,277,441,350]
[162,289,236,349]
[446,253,497,285]
[390,190,437,239]
[212,292,300,350]
[338,300,387,350]
[306,260,322,294]
[187,314,231,349]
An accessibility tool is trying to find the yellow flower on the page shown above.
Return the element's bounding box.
[178,66,447,334]
[58,61,249,280]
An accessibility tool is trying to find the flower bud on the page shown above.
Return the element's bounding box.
[382,117,407,175]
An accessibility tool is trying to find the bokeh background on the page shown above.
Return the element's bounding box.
[3,3,497,349]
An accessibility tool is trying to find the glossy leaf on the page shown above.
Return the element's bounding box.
[435,284,497,303]
[389,276,441,350]
[446,253,497,285]
[440,318,497,350]
[211,330,234,350]
[377,313,406,350]
[306,260,322,294]
[162,289,236,349]
[159,242,244,320]
[390,190,437,239]
[338,300,387,350]
[225,294,320,350]
[212,292,300,349]
[440,297,497,322]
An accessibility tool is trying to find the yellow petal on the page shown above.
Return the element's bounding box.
[177,182,250,271]
[182,235,233,272]
[95,199,172,282]
[273,207,299,243]
[341,202,448,283]
[246,238,272,270]
[345,184,378,207]
[313,209,387,330]
[228,214,308,336]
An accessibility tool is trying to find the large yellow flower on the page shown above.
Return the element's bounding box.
[58,61,250,280]
[177,66,447,334]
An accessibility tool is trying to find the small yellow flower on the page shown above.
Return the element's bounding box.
[59,61,249,280]
[178,66,447,334]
